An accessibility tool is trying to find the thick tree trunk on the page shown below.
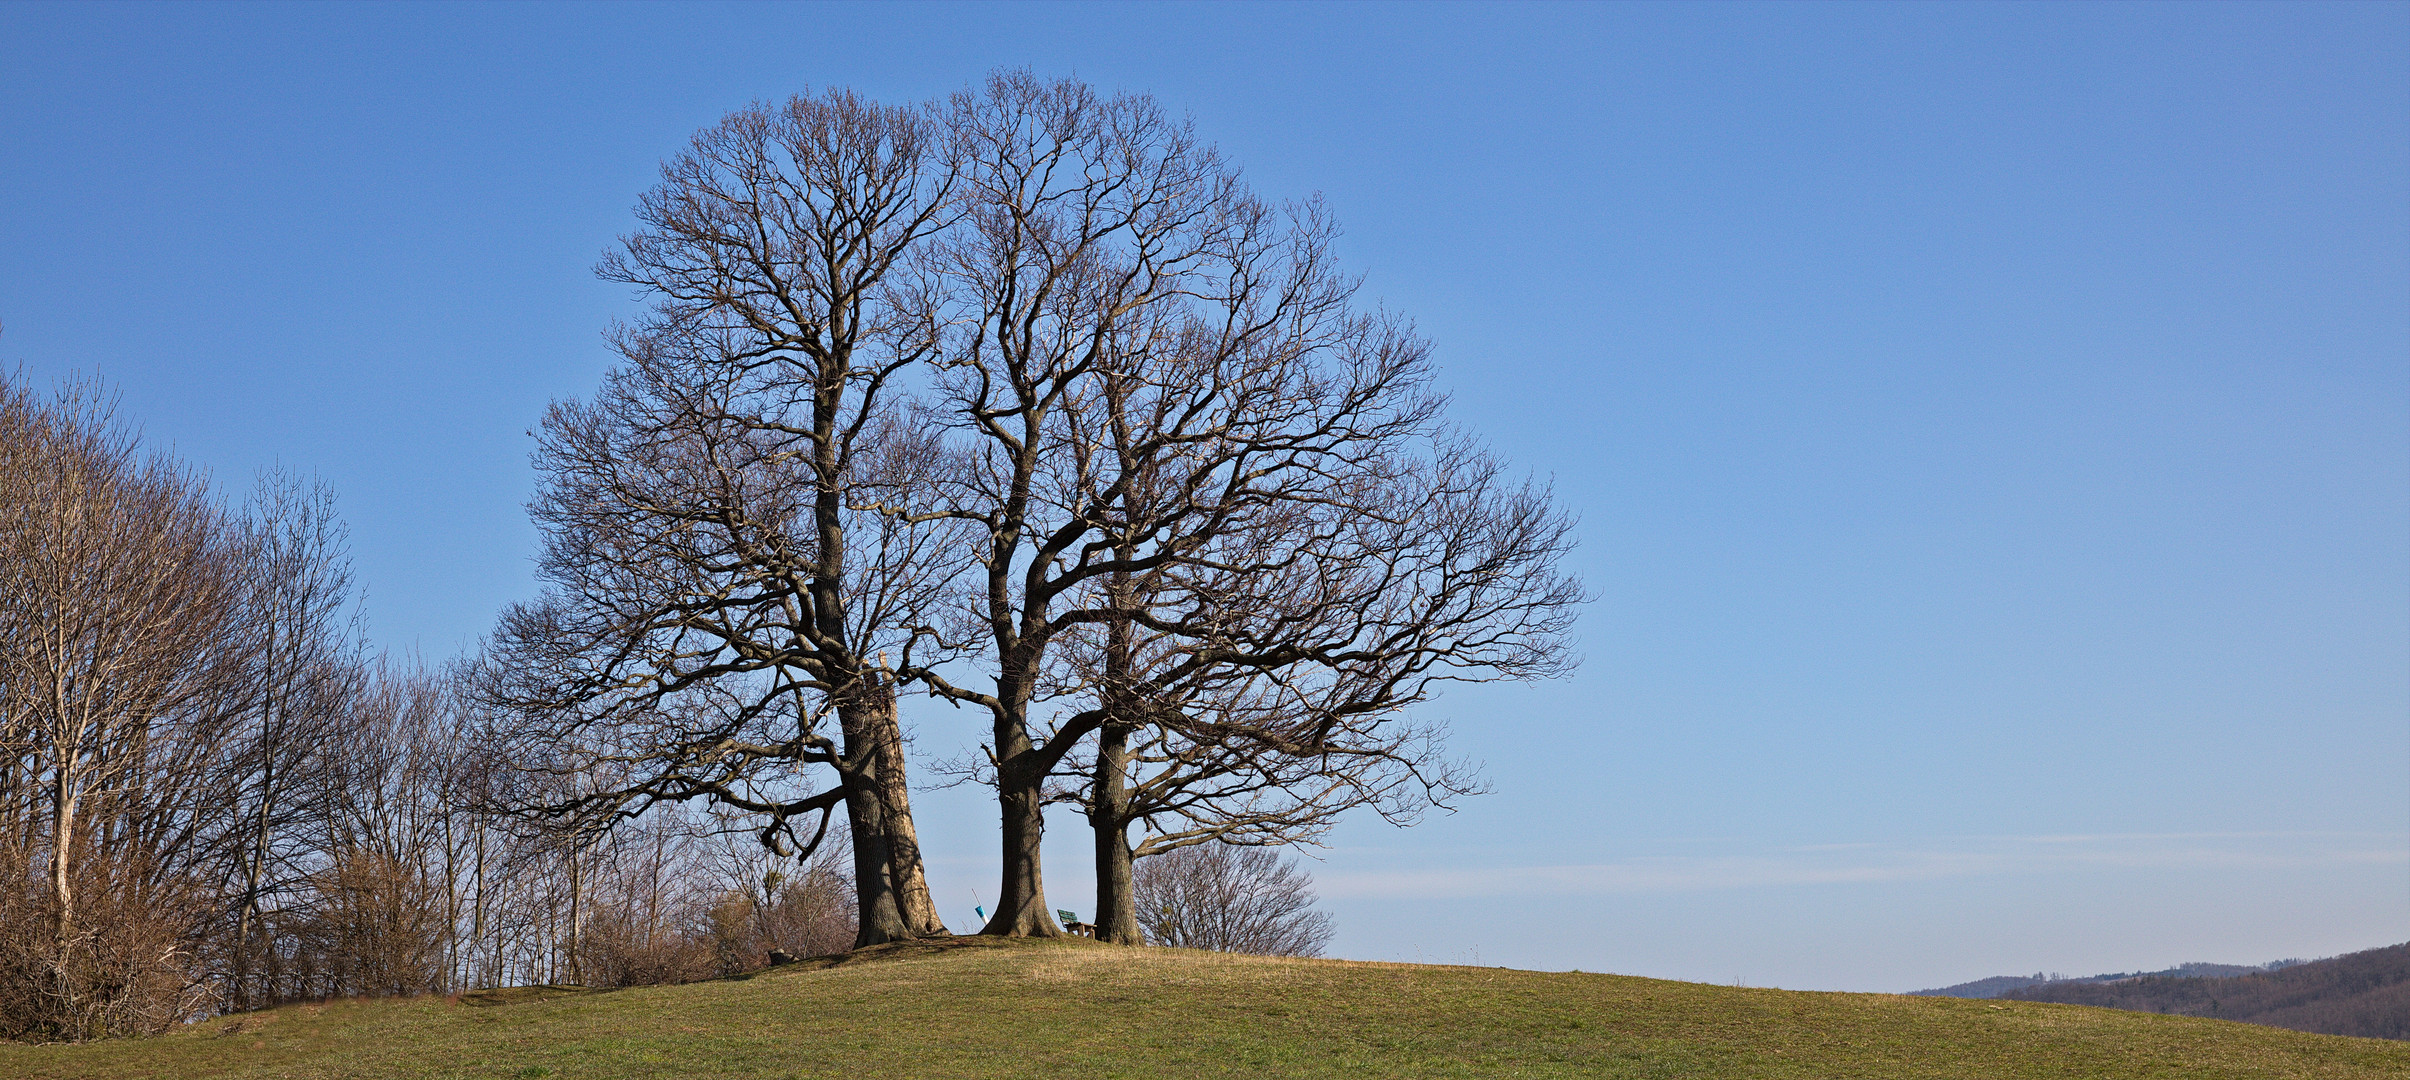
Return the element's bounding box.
[870,720,947,936]
[1088,560,1143,946]
[841,774,912,946]
[1090,722,1142,945]
[1092,821,1139,945]
[838,699,913,947]
[983,716,1061,937]
[851,681,945,937]
[984,784,1059,936]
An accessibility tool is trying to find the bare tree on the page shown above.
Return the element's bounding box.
[693,814,856,969]
[1063,436,1580,944]
[0,374,252,1036]
[217,470,365,1009]
[292,664,459,998]
[473,88,965,946]
[913,72,1581,942]
[0,372,426,1028]
[1132,843,1332,957]
[912,71,1367,936]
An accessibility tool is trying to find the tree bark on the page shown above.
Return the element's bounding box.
[1090,722,1142,945]
[982,707,1061,937]
[838,701,913,947]
[848,680,946,939]
[1089,549,1143,945]
[868,708,946,936]
[49,784,76,946]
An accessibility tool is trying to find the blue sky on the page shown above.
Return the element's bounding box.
[2,1,2402,991]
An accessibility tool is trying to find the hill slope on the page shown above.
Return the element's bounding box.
[2001,942,2410,1041]
[2,937,2403,1079]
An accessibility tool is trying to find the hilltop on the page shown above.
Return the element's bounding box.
[3,937,2404,1079]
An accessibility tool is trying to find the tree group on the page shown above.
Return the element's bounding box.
[474,71,1583,949]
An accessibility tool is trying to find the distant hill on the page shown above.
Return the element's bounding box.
[1910,958,2309,1000]
[1910,973,2054,998]
[2000,943,2410,1041]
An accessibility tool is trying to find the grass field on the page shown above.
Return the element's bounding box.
[2,936,2403,1079]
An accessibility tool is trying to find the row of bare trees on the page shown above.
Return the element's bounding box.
[475,72,1583,951]
[0,374,854,1038]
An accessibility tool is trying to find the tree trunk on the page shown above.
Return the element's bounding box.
[836,675,929,947]
[233,749,275,1010]
[49,782,77,946]
[231,903,258,1010]
[867,705,946,936]
[1090,723,1141,945]
[566,853,582,985]
[984,783,1059,936]
[837,744,913,947]
[983,715,1061,937]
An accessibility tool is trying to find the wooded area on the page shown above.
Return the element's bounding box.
[0,72,1580,1039]
[0,376,863,1039]
[2000,943,2410,1041]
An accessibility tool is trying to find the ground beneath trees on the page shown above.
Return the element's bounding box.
[3,936,2404,1079]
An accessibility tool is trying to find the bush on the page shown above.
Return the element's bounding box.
[1134,845,1333,958]
[0,851,216,1040]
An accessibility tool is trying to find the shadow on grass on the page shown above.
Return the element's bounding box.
[462,934,1094,1003]
[455,985,610,1008]
[743,933,1107,978]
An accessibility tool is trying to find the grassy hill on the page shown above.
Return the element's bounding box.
[3,937,2405,1079]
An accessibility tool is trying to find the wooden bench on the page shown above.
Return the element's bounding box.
[1058,909,1097,938]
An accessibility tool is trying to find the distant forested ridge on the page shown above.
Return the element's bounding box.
[1910,959,2310,1000]
[1909,974,2055,999]
[1996,943,2409,1041]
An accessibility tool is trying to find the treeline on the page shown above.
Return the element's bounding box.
[0,376,853,1039]
[2001,943,2410,1041]
[1910,959,2310,1000]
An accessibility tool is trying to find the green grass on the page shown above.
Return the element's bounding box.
[2,937,2403,1078]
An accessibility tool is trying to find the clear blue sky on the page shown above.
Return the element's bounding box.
[3,1,2402,992]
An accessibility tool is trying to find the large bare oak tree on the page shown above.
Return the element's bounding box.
[1061,435,1581,944]
[472,89,963,946]
[908,72,1581,940]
